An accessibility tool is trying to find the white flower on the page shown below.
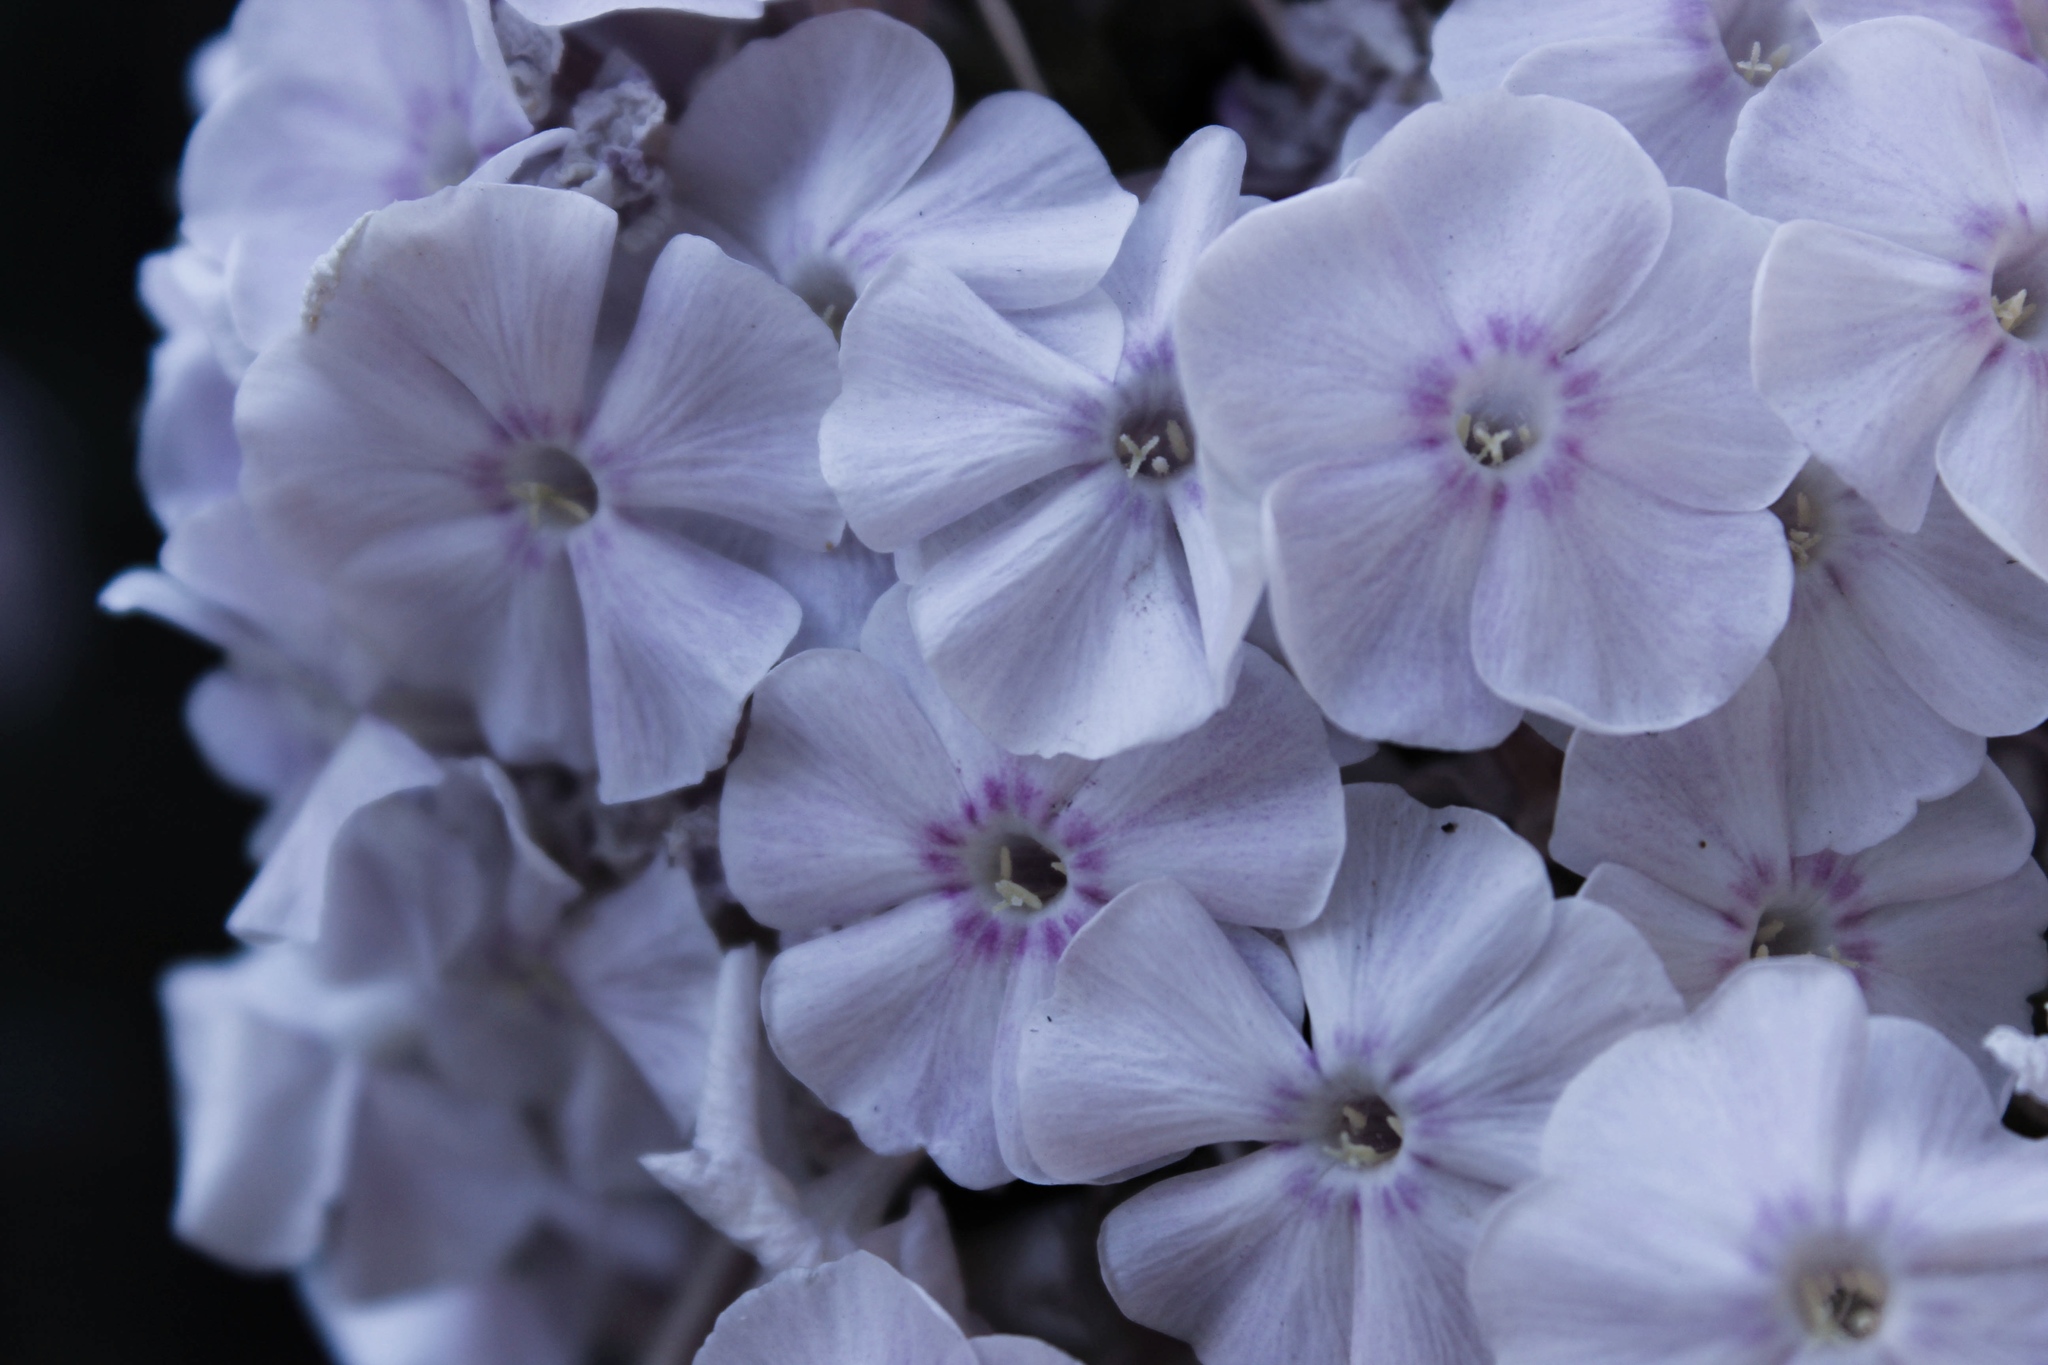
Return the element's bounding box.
[823,127,1261,758]
[1731,16,2048,576]
[1471,959,2048,1365]
[1553,661,2048,1088]
[719,588,1344,1187]
[237,182,841,801]
[1176,92,1801,748]
[1013,785,1680,1365]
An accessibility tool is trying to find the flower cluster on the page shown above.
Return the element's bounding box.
[121,0,2048,1362]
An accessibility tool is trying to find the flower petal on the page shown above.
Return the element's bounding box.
[697,1252,976,1365]
[1938,340,2048,580]
[1100,126,1247,364]
[1579,862,1750,1004]
[1845,759,2035,906]
[1504,38,1743,194]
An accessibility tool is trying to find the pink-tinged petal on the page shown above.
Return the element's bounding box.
[1580,862,1751,1003]
[1772,574,1982,855]
[1553,664,1791,908]
[1175,178,1460,495]
[1845,760,2035,905]
[1347,93,1672,350]
[1839,483,2048,736]
[1101,126,1246,363]
[761,894,1014,1189]
[1400,897,1681,1190]
[842,92,1136,311]
[1066,649,1343,929]
[1289,786,1556,1080]
[1017,881,1320,1182]
[824,256,1113,551]
[721,648,965,933]
[1750,221,1999,533]
[1430,0,1688,94]
[569,514,799,801]
[324,1068,552,1300]
[553,859,722,1132]
[909,467,1217,759]
[1100,1148,1356,1365]
[698,1253,976,1365]
[162,956,359,1268]
[1939,341,2048,580]
[1728,17,2022,263]
[1504,38,1745,194]
[229,717,444,944]
[1472,464,1790,734]
[1568,189,1802,510]
[668,12,952,287]
[968,1337,1081,1365]
[1265,457,1522,750]
[1808,0,2046,60]
[584,234,841,546]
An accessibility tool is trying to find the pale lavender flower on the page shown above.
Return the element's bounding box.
[719,588,1344,1187]
[823,127,1261,758]
[1470,959,2048,1365]
[699,1252,1082,1365]
[238,182,841,801]
[1014,785,1680,1365]
[179,0,532,364]
[1432,0,1820,193]
[1761,461,2048,851]
[1552,662,2048,1087]
[666,10,1136,322]
[1176,93,1801,749]
[1809,0,2048,59]
[1731,16,2048,573]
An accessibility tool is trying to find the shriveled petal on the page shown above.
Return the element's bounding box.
[1504,38,1743,194]
[229,716,444,944]
[1749,221,1998,532]
[909,467,1216,759]
[554,859,721,1131]
[569,514,800,801]
[1101,126,1247,364]
[1728,17,2022,263]
[1843,484,2048,736]
[761,895,1013,1189]
[1101,1149,1356,1365]
[697,1252,976,1365]
[668,11,952,286]
[1552,664,1791,907]
[1473,464,1790,734]
[1400,897,1681,1190]
[585,234,841,546]
[1566,189,1801,510]
[1265,457,1522,750]
[1017,881,1320,1182]
[841,92,1136,311]
[824,256,1112,551]
[1063,648,1344,929]
[721,648,964,932]
[1939,341,2048,580]
[1772,573,1982,855]
[1289,786,1556,1080]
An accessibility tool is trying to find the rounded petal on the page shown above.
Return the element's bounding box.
[1845,759,2035,906]
[1100,125,1247,362]
[720,648,965,932]
[1017,880,1320,1182]
[584,234,842,547]
[1938,341,2048,580]
[1472,463,1791,734]
[1430,0,1681,95]
[698,1253,976,1365]
[1504,37,1744,194]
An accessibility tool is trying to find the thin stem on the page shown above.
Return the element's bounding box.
[973,0,1050,95]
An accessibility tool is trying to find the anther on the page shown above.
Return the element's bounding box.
[1735,41,1790,84]
[1996,288,2035,334]
[992,845,1044,912]
[509,481,594,529]
[1165,419,1191,463]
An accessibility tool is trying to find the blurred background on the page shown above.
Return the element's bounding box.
[0,2,1291,1359]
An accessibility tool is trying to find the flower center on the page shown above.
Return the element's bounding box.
[1114,410,1195,480]
[1732,40,1794,84]
[1455,411,1536,467]
[982,836,1067,913]
[1750,907,1857,967]
[504,443,599,529]
[792,262,857,341]
[1774,487,1823,567]
[1992,245,2048,342]
[1326,1094,1403,1169]
[1796,1265,1886,1343]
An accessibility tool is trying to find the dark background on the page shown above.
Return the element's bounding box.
[0,2,1272,1359]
